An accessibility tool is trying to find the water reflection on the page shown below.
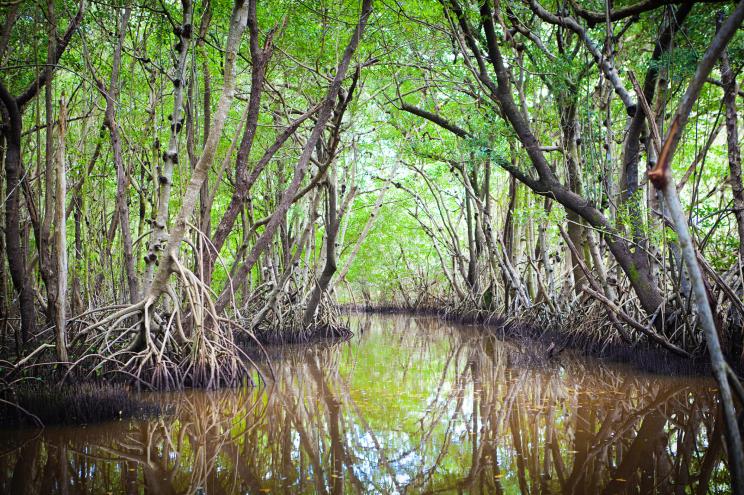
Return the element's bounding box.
[0,315,730,494]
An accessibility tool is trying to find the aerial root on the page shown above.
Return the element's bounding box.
[35,255,261,391]
[239,277,348,344]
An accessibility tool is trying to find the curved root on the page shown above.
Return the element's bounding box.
[56,254,261,390]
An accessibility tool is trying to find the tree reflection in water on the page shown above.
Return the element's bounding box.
[0,315,729,494]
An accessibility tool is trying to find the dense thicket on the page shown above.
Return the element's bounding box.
[3,0,744,475]
[0,0,380,389]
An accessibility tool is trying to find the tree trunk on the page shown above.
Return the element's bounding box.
[645,3,744,490]
[560,101,589,291]
[197,1,213,235]
[146,0,249,306]
[0,84,36,344]
[143,0,194,289]
[303,172,339,327]
[41,0,59,330]
[205,6,271,283]
[72,185,84,316]
[720,16,744,265]
[102,7,138,303]
[465,181,478,292]
[54,96,68,363]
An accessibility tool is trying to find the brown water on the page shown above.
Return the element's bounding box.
[0,314,730,494]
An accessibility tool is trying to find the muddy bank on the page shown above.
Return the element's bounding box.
[239,324,353,347]
[0,383,161,427]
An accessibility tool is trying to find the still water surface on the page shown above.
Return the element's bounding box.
[0,314,730,494]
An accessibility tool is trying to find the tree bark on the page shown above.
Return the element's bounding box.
[144,0,194,289]
[54,96,68,363]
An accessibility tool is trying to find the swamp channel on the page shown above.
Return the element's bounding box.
[0,314,728,494]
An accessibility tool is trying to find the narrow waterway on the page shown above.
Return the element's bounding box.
[0,314,728,494]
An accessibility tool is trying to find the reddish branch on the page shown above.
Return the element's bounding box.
[648,1,744,190]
